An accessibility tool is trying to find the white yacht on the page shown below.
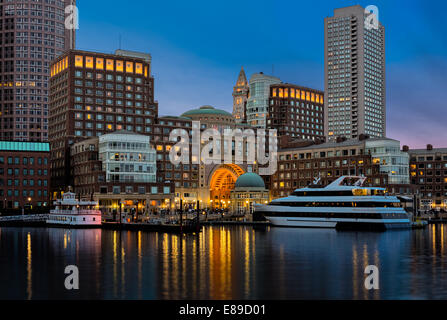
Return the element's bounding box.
[256,176,411,230]
[47,192,102,228]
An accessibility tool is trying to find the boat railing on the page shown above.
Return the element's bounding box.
[51,209,101,215]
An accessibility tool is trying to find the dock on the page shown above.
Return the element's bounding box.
[102,221,201,233]
[0,214,48,227]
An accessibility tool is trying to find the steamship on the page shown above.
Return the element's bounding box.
[256,176,411,230]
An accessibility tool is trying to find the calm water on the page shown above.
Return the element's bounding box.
[0,225,447,300]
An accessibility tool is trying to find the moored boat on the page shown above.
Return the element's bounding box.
[46,192,102,228]
[256,176,411,230]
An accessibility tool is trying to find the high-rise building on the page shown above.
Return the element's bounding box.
[246,72,281,128]
[0,0,76,142]
[267,84,325,140]
[232,67,249,123]
[49,49,156,196]
[324,5,385,141]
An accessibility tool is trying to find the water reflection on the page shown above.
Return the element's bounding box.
[1,225,447,299]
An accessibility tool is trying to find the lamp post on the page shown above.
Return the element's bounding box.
[27,197,32,213]
[119,200,122,224]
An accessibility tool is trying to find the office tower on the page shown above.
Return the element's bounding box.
[267,84,324,140]
[246,72,281,128]
[49,49,156,195]
[0,0,76,142]
[324,5,385,141]
[232,67,249,123]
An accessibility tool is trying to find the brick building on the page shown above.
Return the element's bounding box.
[49,49,156,196]
[405,144,447,211]
[268,136,412,199]
[268,84,325,140]
[0,141,50,210]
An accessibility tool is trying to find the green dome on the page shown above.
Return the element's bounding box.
[235,173,265,189]
[181,105,233,118]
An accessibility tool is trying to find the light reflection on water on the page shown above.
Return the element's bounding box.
[1,225,447,300]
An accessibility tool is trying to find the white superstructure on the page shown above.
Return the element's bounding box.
[47,192,102,227]
[256,176,411,230]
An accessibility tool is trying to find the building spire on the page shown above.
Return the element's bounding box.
[232,67,249,123]
[236,66,247,86]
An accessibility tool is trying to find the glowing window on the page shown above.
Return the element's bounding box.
[278,88,283,98]
[144,66,148,77]
[64,56,69,70]
[284,88,289,98]
[316,95,320,103]
[301,91,305,100]
[272,88,277,97]
[116,61,124,72]
[296,89,300,98]
[306,92,310,101]
[135,63,143,74]
[75,55,83,68]
[126,62,134,73]
[106,59,114,71]
[311,93,315,102]
[107,124,113,130]
[320,95,324,104]
[50,66,54,77]
[86,56,94,69]
[96,58,104,70]
[290,89,295,98]
[156,145,163,151]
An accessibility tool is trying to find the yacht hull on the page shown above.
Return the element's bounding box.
[266,216,411,230]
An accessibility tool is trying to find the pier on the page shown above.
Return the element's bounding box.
[0,214,48,227]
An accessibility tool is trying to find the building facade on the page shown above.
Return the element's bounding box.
[268,137,410,199]
[406,145,447,212]
[230,173,269,215]
[0,0,75,142]
[267,84,325,140]
[71,131,174,216]
[0,141,50,210]
[232,67,249,123]
[246,72,281,128]
[324,5,386,140]
[49,49,156,196]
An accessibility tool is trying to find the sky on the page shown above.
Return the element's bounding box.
[75,0,447,149]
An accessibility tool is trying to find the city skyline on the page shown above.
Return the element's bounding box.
[75,0,447,149]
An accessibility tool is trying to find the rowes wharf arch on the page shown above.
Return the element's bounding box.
[208,164,245,209]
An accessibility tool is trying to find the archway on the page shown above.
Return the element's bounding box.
[209,164,245,209]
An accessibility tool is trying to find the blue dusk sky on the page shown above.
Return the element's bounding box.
[75,0,447,148]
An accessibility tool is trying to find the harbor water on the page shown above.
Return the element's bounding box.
[1,225,447,300]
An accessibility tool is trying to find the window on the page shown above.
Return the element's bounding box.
[75,55,83,67]
[106,59,114,71]
[126,62,134,73]
[135,63,143,74]
[116,60,124,72]
[86,56,94,68]
[96,58,104,70]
